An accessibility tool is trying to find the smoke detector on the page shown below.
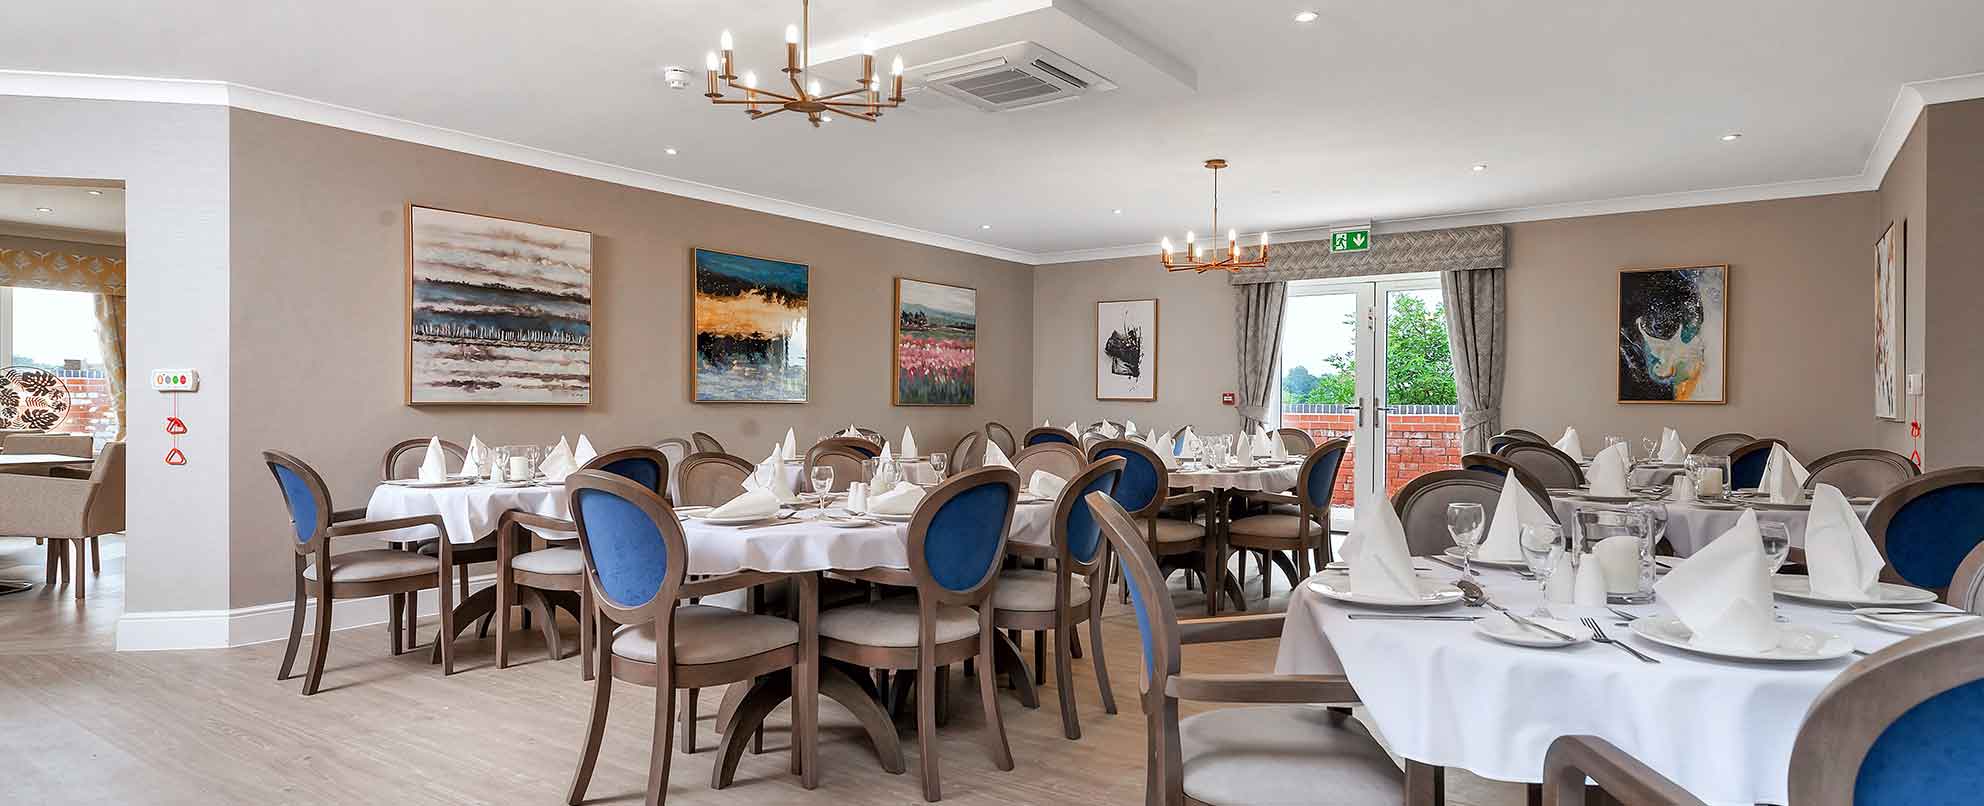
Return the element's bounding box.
[661,66,692,90]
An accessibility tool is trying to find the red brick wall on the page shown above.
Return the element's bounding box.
[1281,412,1462,503]
[57,375,117,440]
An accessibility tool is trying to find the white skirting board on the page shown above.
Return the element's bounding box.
[114,573,498,651]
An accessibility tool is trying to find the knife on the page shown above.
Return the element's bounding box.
[1346,614,1483,622]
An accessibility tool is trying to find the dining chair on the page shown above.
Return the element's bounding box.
[675,452,754,508]
[264,450,454,695]
[1457,453,1557,514]
[1274,427,1317,453]
[853,427,887,448]
[378,438,483,653]
[1805,448,1919,498]
[1540,620,1984,806]
[1497,442,1586,489]
[983,422,1018,456]
[563,470,815,806]
[804,441,870,492]
[0,441,124,598]
[1486,433,1539,454]
[1502,428,1549,444]
[1087,438,1222,615]
[654,437,692,503]
[992,457,1123,740]
[1866,466,1984,597]
[690,431,724,454]
[1727,438,1792,490]
[1012,442,1085,484]
[380,437,467,480]
[1227,437,1347,599]
[1023,426,1078,447]
[1392,469,1506,557]
[1,432,95,459]
[1087,490,1421,806]
[817,466,1020,801]
[1460,451,1515,475]
[815,435,880,459]
[499,447,671,676]
[950,431,984,476]
[1950,542,1984,615]
[1689,431,1755,457]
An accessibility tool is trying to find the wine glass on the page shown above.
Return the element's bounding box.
[1759,521,1791,621]
[1446,502,1486,580]
[928,451,948,478]
[809,465,835,511]
[1604,435,1627,461]
[1641,437,1659,465]
[1519,523,1564,618]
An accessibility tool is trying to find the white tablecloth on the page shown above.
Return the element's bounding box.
[366,483,566,544]
[777,458,944,492]
[1549,496,1873,557]
[1169,462,1301,493]
[1275,565,1934,805]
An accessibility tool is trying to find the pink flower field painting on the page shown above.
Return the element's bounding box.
[893,278,976,406]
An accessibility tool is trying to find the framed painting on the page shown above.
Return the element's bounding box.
[1096,298,1158,401]
[405,205,592,405]
[1617,265,1727,404]
[692,248,808,403]
[1875,221,1905,421]
[892,278,976,406]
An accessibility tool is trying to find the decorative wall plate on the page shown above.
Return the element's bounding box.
[0,366,70,431]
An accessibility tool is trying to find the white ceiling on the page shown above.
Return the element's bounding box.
[4,0,1983,257]
[0,182,125,242]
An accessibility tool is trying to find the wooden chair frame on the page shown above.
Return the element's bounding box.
[1229,437,1347,598]
[1274,427,1317,453]
[1011,442,1085,482]
[1502,428,1548,444]
[1022,426,1079,447]
[1688,431,1754,457]
[1087,438,1225,616]
[1865,465,1984,596]
[1391,469,1509,557]
[563,470,818,805]
[379,437,466,480]
[265,450,454,696]
[949,431,983,476]
[803,442,872,493]
[1726,438,1791,490]
[811,435,880,459]
[1949,541,1984,614]
[1803,448,1920,492]
[1497,442,1587,488]
[689,431,724,454]
[673,452,754,508]
[983,421,1018,456]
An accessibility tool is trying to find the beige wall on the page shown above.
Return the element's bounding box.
[1922,98,1984,465]
[225,110,1031,608]
[1030,257,1240,435]
[1873,116,1925,460]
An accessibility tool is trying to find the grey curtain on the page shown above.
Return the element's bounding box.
[1441,268,1505,453]
[1235,282,1287,432]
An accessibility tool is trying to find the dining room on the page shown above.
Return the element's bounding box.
[6,2,1984,805]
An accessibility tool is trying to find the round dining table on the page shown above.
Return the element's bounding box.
[1166,459,1304,614]
[1548,492,1874,557]
[1275,561,1944,806]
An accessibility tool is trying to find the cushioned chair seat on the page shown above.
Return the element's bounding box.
[610,605,799,666]
[511,546,584,575]
[302,549,438,583]
[1179,706,1404,806]
[1152,517,1208,543]
[1228,513,1326,540]
[817,598,981,647]
[990,569,1091,612]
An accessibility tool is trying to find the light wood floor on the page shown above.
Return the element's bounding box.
[0,537,1527,805]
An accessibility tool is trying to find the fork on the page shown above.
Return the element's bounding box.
[1581,617,1659,663]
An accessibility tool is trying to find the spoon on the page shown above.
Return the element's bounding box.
[1455,579,1576,641]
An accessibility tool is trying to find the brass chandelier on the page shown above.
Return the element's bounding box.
[703,0,906,127]
[1159,159,1270,273]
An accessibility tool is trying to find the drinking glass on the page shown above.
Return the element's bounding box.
[1519,523,1564,617]
[1604,435,1627,461]
[1446,502,1486,580]
[1641,437,1659,464]
[1685,454,1731,500]
[928,452,948,478]
[1759,521,1791,574]
[809,465,835,509]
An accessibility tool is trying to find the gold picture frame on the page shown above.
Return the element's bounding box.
[891,277,977,407]
[690,246,810,404]
[1616,264,1728,405]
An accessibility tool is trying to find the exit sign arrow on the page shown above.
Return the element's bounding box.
[1331,228,1371,253]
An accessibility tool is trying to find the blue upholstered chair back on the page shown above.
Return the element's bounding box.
[599,455,665,494]
[569,473,679,612]
[1854,679,1984,804]
[1789,620,1984,805]
[1302,439,1349,511]
[1025,428,1076,447]
[1728,439,1787,490]
[1870,468,1984,591]
[1062,463,1124,566]
[913,468,1018,597]
[264,451,330,551]
[1091,440,1164,516]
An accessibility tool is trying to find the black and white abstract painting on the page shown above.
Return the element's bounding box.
[1096,298,1158,401]
[1617,265,1726,404]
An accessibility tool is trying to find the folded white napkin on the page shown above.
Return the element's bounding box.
[1155,430,1180,469]
[1100,422,1121,439]
[1125,420,1137,437]
[1179,431,1203,460]
[1668,473,1696,502]
[782,428,798,461]
[983,438,1014,469]
[418,437,449,482]
[899,427,918,458]
[1479,474,1552,562]
[1804,483,1886,599]
[743,445,801,504]
[873,442,900,488]
[840,425,862,438]
[539,437,578,482]
[1270,432,1291,462]
[1043,418,1052,428]
[845,481,869,513]
[1587,443,1631,497]
[710,489,780,520]
[1759,444,1810,500]
[1345,496,1425,599]
[1252,430,1275,460]
[1653,510,1781,652]
[1066,420,1079,435]
[1554,427,1584,461]
[1657,428,1687,463]
[868,481,926,515]
[1235,434,1255,466]
[1028,470,1067,499]
[573,434,598,468]
[461,434,488,478]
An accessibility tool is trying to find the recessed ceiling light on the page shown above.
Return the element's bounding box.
[1721,132,1743,142]
[86,190,103,196]
[1112,208,1123,215]
[1471,164,1488,172]
[1293,10,1320,23]
[34,207,53,213]
[980,224,992,230]
[664,147,679,155]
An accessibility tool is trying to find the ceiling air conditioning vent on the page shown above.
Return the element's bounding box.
[917,42,1115,112]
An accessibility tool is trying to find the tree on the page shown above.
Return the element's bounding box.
[1281,295,1456,406]
[1281,365,1318,398]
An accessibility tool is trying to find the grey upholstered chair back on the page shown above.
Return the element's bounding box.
[1690,432,1754,457]
[689,431,724,454]
[1275,427,1317,453]
[950,430,984,475]
[1950,542,1984,615]
[380,438,466,481]
[1805,449,1919,498]
[674,452,752,507]
[802,443,869,493]
[1391,469,1506,556]
[983,421,1018,456]
[1013,442,1084,484]
[653,437,691,503]
[3,433,95,457]
[1502,428,1549,444]
[1498,442,1586,489]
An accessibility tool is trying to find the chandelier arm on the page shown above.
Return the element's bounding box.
[748,107,792,120]
[724,79,799,103]
[814,86,873,102]
[819,106,880,122]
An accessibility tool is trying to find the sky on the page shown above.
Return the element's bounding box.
[9,288,104,367]
[1279,288,1443,376]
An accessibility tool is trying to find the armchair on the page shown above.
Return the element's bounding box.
[0,441,123,598]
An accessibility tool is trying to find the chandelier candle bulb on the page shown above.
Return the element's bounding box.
[719,30,736,78]
[891,55,905,101]
[702,2,906,125]
[705,52,721,96]
[1228,229,1237,258]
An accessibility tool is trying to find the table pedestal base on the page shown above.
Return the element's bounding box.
[713,661,906,783]
[0,580,32,596]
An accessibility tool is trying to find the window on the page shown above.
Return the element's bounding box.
[0,286,118,441]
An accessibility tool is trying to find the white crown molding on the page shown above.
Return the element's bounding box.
[0,69,1036,265]
[1863,71,1984,185]
[0,221,125,246]
[116,573,497,651]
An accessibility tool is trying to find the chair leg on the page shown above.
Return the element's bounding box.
[1203,544,1220,617]
[1261,551,1273,598]
[566,617,613,806]
[279,570,307,680]
[645,680,677,806]
[917,655,942,802]
[437,564,456,677]
[45,539,60,584]
[302,582,333,696]
[1032,630,1046,686]
[496,557,513,669]
[1054,613,1080,740]
[90,535,101,574]
[388,593,404,656]
[1087,598,1117,715]
[935,665,950,728]
[405,589,420,650]
[681,689,699,754]
[976,617,1015,773]
[579,587,595,683]
[71,541,86,600]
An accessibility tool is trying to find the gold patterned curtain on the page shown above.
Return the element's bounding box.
[92,294,128,440]
[1,248,128,439]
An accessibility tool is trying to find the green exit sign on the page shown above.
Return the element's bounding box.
[1331,228,1371,253]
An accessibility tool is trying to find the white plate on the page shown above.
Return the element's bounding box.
[823,517,886,529]
[697,513,780,526]
[866,512,915,522]
[1628,615,1855,662]
[482,480,535,489]
[1444,546,1529,569]
[1770,575,1939,607]
[1475,614,1590,648]
[673,506,712,515]
[1307,571,1465,608]
[390,478,474,489]
[1323,561,1440,574]
[1852,608,1982,635]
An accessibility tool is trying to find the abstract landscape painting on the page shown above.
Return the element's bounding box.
[1096,298,1158,400]
[406,206,592,405]
[1618,265,1726,404]
[694,248,808,402]
[1874,221,1904,421]
[893,278,976,406]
